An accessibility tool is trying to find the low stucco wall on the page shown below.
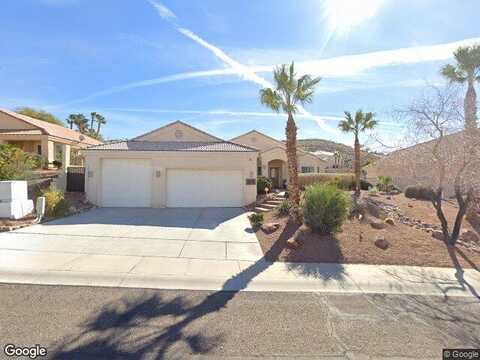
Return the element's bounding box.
[84,151,258,207]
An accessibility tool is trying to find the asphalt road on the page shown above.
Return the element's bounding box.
[0,283,479,360]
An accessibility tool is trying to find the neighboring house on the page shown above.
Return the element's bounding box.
[230,130,327,188]
[365,130,480,197]
[0,109,101,168]
[84,121,258,208]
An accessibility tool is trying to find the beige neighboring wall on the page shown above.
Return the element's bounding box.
[135,121,221,142]
[84,151,258,207]
[298,152,327,172]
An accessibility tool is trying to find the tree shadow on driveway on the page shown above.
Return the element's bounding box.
[51,219,346,359]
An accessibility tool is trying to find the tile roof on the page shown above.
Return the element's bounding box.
[0,129,43,135]
[0,109,102,146]
[85,140,257,152]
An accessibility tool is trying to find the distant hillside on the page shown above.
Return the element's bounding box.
[296,138,353,154]
[293,138,382,166]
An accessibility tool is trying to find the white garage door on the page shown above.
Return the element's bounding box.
[101,159,152,207]
[167,169,243,207]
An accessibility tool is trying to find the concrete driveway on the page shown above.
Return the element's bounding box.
[0,208,263,262]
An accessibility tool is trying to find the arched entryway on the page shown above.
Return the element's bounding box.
[267,159,286,189]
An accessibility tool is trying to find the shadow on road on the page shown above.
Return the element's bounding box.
[51,219,346,359]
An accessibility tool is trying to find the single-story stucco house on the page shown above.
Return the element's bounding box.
[230,130,327,188]
[0,109,101,168]
[84,121,259,208]
[83,121,327,208]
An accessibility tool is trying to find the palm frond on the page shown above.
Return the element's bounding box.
[441,64,467,83]
[259,88,282,112]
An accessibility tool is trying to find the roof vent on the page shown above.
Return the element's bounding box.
[175,130,183,139]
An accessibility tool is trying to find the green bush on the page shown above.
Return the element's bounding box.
[257,176,273,194]
[248,212,264,228]
[298,173,371,191]
[377,175,393,192]
[278,200,291,216]
[368,185,379,196]
[404,186,434,200]
[42,187,69,217]
[0,144,36,180]
[302,184,351,234]
[52,160,62,169]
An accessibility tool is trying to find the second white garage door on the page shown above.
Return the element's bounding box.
[101,159,152,207]
[167,169,243,207]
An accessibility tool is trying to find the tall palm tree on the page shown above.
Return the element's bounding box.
[441,44,480,130]
[338,110,377,197]
[90,112,97,132]
[260,62,321,206]
[66,114,75,129]
[71,114,88,133]
[95,114,106,135]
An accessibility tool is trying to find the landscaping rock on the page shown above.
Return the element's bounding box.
[370,220,387,230]
[408,203,414,208]
[460,230,480,244]
[374,235,390,250]
[286,237,301,249]
[261,222,280,233]
[384,217,395,226]
[431,230,445,241]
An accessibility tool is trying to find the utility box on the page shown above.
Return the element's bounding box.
[0,181,34,219]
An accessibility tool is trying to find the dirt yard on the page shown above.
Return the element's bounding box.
[255,192,480,269]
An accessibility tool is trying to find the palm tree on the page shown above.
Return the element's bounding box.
[66,114,75,129]
[441,44,480,130]
[95,114,106,135]
[338,110,377,197]
[260,62,321,206]
[90,112,97,132]
[70,114,89,133]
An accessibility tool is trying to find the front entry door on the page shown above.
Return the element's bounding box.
[269,167,280,188]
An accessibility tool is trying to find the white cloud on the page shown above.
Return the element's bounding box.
[147,0,177,21]
[322,0,385,36]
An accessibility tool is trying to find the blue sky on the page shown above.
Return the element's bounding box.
[1,0,479,147]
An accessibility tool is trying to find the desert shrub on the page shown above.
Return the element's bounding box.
[257,176,273,194]
[278,200,291,216]
[42,187,69,217]
[0,144,36,180]
[299,173,353,189]
[377,175,393,192]
[404,185,434,200]
[302,183,351,234]
[31,154,47,169]
[248,212,264,228]
[368,185,379,196]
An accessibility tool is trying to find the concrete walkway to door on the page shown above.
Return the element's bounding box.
[0,207,263,262]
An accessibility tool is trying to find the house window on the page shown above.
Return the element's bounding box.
[317,167,320,173]
[37,145,42,155]
[257,166,262,176]
[301,166,315,173]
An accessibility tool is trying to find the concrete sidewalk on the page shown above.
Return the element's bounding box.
[1,248,479,297]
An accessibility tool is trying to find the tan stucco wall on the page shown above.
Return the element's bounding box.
[84,151,258,207]
[365,132,480,197]
[135,122,219,142]
[0,112,36,130]
[298,153,327,172]
[231,131,280,151]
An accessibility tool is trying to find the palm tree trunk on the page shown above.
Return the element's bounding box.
[354,134,361,197]
[96,123,101,135]
[286,112,300,206]
[465,76,478,130]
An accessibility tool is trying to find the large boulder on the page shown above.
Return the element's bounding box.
[261,222,280,234]
[374,235,390,250]
[370,220,387,230]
